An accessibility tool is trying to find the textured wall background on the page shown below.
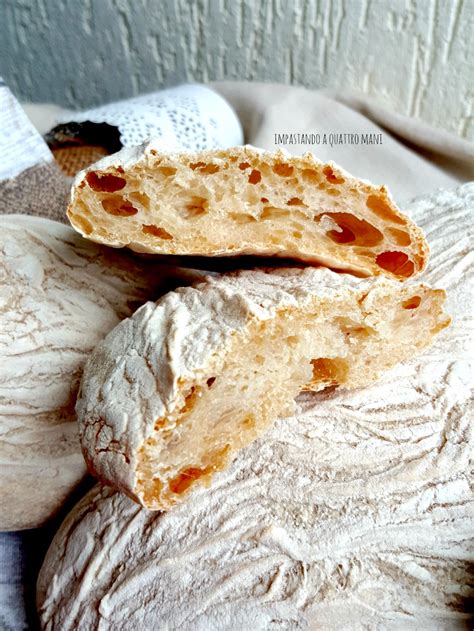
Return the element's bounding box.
[1,0,473,139]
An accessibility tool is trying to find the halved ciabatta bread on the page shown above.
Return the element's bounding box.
[68,144,428,279]
[76,267,449,511]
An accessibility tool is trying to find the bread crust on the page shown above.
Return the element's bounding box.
[68,143,429,279]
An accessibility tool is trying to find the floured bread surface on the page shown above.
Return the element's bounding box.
[38,185,473,631]
[68,143,428,279]
[0,215,204,530]
[77,266,448,511]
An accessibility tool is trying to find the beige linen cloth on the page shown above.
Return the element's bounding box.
[212,82,473,201]
[0,81,473,629]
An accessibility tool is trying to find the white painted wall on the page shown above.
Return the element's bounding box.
[1,0,472,139]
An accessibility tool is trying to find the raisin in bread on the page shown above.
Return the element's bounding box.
[76,267,449,511]
[68,144,428,279]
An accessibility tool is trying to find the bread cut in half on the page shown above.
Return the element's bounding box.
[76,268,449,511]
[68,143,428,279]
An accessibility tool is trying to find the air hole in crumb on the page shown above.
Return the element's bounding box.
[101,197,138,217]
[167,444,230,496]
[322,166,345,184]
[376,251,415,277]
[229,212,257,223]
[402,295,421,309]
[338,318,375,339]
[286,335,299,346]
[201,164,219,174]
[248,169,262,184]
[318,212,383,246]
[255,355,265,365]
[86,171,126,192]
[239,162,251,170]
[179,386,200,415]
[129,191,150,209]
[366,194,405,224]
[301,168,320,183]
[168,465,212,495]
[70,214,93,234]
[241,415,256,430]
[190,162,220,174]
[154,417,167,430]
[261,206,291,219]
[287,197,306,206]
[142,224,173,239]
[293,231,302,238]
[158,166,177,177]
[327,224,354,243]
[327,188,340,196]
[273,163,294,177]
[311,358,348,385]
[206,377,216,388]
[182,196,208,218]
[388,228,411,246]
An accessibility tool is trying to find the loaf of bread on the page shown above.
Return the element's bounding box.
[0,215,204,530]
[67,143,428,279]
[37,185,473,630]
[77,266,449,511]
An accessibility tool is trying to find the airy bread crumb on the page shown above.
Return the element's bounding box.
[76,267,449,511]
[68,143,428,280]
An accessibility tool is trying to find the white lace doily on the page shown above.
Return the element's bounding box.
[57,84,243,151]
